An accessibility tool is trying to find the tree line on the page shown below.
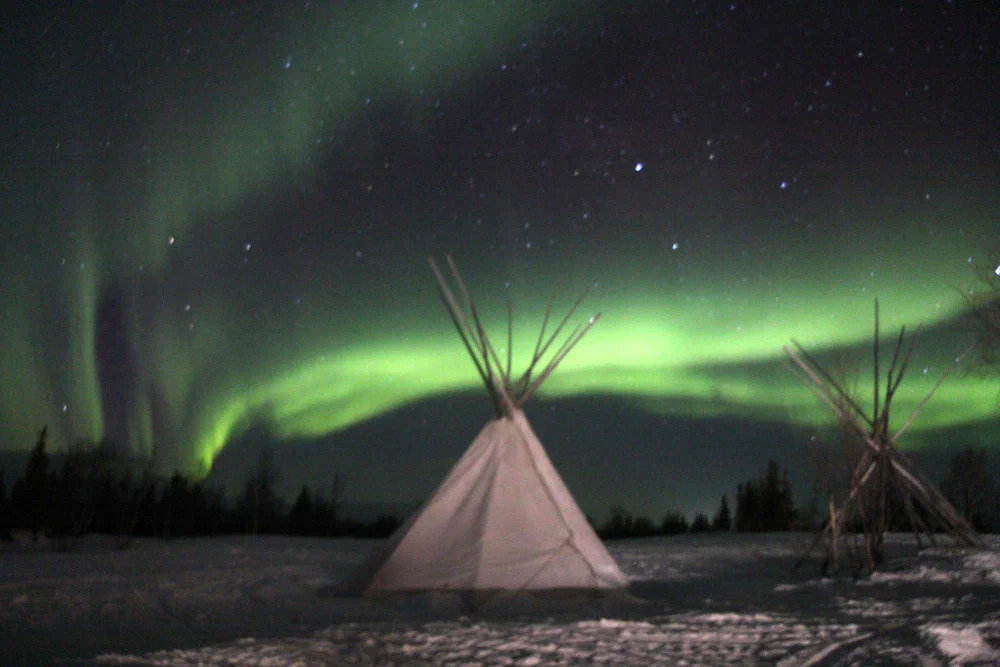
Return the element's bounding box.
[0,428,401,549]
[2,427,996,548]
[598,451,999,540]
[598,459,796,540]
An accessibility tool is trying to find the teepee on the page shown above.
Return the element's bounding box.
[348,257,628,596]
[785,301,980,572]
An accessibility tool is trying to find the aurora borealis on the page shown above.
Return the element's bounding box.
[2,2,998,516]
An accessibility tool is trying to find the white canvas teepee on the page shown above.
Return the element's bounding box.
[350,257,628,595]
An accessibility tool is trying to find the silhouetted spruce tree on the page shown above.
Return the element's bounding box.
[43,439,131,544]
[735,481,760,531]
[94,441,127,536]
[287,485,314,535]
[49,443,93,540]
[133,478,160,537]
[760,460,782,530]
[661,511,689,535]
[735,460,795,531]
[113,467,153,546]
[325,473,345,534]
[156,472,226,537]
[300,475,344,536]
[882,482,923,532]
[600,506,657,539]
[941,447,997,532]
[780,469,795,530]
[191,479,226,535]
[712,494,731,531]
[966,252,1000,374]
[735,484,744,529]
[12,426,52,534]
[312,492,338,536]
[237,448,280,534]
[601,506,630,539]
[158,473,190,538]
[690,512,711,533]
[0,470,9,539]
[631,514,657,537]
[84,440,121,535]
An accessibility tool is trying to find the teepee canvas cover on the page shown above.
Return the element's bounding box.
[354,257,627,595]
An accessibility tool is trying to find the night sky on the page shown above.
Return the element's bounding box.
[2,2,998,518]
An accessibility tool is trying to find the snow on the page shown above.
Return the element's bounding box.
[868,547,1000,586]
[924,625,1000,665]
[2,532,999,665]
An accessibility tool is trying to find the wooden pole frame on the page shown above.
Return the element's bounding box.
[787,300,981,573]
[429,256,600,417]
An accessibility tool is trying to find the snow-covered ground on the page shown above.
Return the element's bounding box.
[2,533,999,665]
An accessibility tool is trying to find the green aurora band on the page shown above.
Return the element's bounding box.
[182,265,997,473]
[2,1,594,465]
[1,2,996,475]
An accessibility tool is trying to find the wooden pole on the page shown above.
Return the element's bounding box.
[830,498,840,574]
[506,296,513,384]
[429,257,495,404]
[430,256,599,413]
[516,288,590,393]
[784,302,981,571]
[873,299,880,435]
[522,293,555,393]
[788,341,874,430]
[520,314,600,404]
